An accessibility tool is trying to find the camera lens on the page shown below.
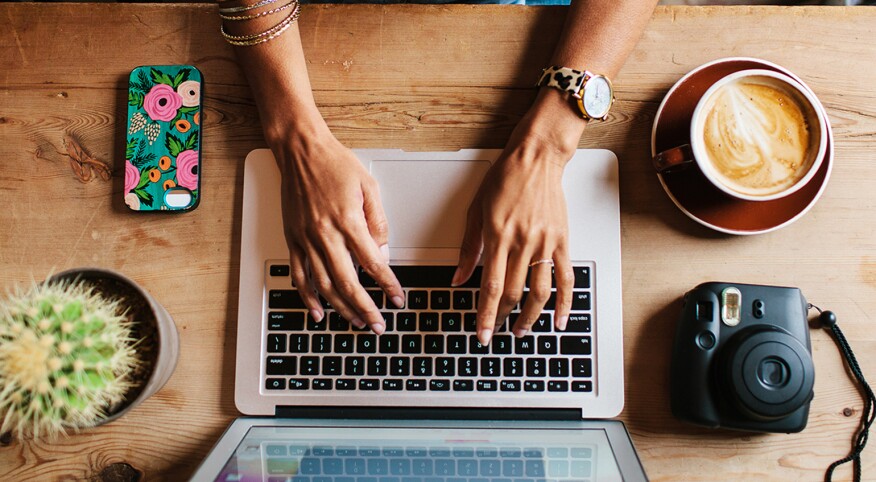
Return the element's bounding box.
[723,328,814,420]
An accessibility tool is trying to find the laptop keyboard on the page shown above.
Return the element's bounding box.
[262,444,596,480]
[263,263,595,395]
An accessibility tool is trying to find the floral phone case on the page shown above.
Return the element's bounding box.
[124,65,202,212]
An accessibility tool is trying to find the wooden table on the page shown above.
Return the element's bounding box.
[1,4,875,480]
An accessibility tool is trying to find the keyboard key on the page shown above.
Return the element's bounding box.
[463,313,478,332]
[565,313,591,333]
[357,334,377,353]
[480,459,501,477]
[572,358,592,377]
[265,378,285,390]
[336,378,355,390]
[266,444,287,456]
[436,357,455,376]
[574,266,591,288]
[537,335,558,355]
[481,358,501,377]
[396,312,417,331]
[367,356,388,376]
[412,459,433,476]
[345,356,365,376]
[413,357,433,376]
[571,447,593,458]
[515,336,535,354]
[269,264,290,277]
[549,358,569,377]
[367,290,385,309]
[504,358,523,377]
[524,380,545,391]
[435,459,455,476]
[521,291,556,310]
[492,335,513,354]
[457,459,477,476]
[525,460,546,477]
[307,313,326,331]
[390,459,411,476]
[359,379,379,391]
[430,291,450,310]
[288,378,309,390]
[299,458,320,475]
[391,357,410,376]
[458,358,478,376]
[453,290,474,310]
[288,334,308,353]
[526,358,546,377]
[477,380,497,391]
[334,334,355,353]
[323,356,342,375]
[447,335,467,354]
[548,380,569,392]
[313,378,332,390]
[469,336,489,355]
[571,291,591,311]
[266,356,297,375]
[380,334,400,354]
[572,460,593,476]
[388,265,481,288]
[368,458,389,475]
[560,336,592,355]
[267,334,287,353]
[383,379,404,391]
[424,335,444,354]
[268,312,305,331]
[312,334,332,353]
[268,290,306,309]
[381,312,395,331]
[501,380,521,391]
[572,380,593,392]
[441,312,462,332]
[419,313,440,332]
[531,313,552,332]
[402,335,422,354]
[502,459,524,477]
[453,380,474,391]
[301,357,319,375]
[430,379,450,391]
[329,312,350,331]
[408,290,428,309]
[406,379,426,391]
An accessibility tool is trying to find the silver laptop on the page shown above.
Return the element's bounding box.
[190,149,644,481]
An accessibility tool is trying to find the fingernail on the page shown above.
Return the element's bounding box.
[310,309,323,323]
[352,317,366,329]
[392,296,405,309]
[513,328,528,338]
[372,322,385,335]
[478,329,492,346]
[380,244,390,263]
[557,315,568,331]
[451,267,462,287]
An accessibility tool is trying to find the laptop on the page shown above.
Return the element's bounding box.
[190,149,646,481]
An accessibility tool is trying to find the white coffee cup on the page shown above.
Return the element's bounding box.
[654,69,827,202]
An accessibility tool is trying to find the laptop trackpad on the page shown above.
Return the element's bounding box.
[371,159,491,249]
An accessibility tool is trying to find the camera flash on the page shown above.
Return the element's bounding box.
[721,287,742,326]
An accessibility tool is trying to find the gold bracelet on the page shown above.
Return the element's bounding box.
[221,2,301,47]
[218,0,278,15]
[220,0,295,21]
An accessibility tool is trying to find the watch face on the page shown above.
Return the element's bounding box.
[581,76,613,119]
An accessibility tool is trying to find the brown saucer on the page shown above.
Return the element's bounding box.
[651,58,834,235]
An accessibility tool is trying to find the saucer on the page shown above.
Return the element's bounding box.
[651,57,834,235]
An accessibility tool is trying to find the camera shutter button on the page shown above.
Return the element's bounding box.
[753,299,765,319]
[696,331,716,350]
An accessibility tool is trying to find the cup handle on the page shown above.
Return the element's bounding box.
[653,144,695,174]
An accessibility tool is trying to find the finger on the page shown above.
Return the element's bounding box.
[317,236,386,335]
[304,245,363,329]
[362,178,390,249]
[553,246,574,331]
[346,222,405,309]
[497,247,530,324]
[289,243,324,322]
[515,258,553,337]
[453,202,484,287]
[476,241,508,346]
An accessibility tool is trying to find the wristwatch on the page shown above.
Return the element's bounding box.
[537,66,615,121]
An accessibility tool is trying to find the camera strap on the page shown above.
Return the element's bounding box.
[809,304,876,482]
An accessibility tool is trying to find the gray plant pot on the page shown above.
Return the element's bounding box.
[50,267,179,426]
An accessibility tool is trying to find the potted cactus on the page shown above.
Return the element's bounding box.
[0,268,178,439]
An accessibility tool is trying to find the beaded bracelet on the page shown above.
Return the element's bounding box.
[218,0,278,15]
[220,0,295,21]
[220,1,301,47]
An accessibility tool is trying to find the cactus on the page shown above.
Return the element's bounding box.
[0,279,141,439]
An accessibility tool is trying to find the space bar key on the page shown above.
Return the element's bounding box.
[359,265,482,288]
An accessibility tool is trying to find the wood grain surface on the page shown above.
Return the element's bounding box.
[1,4,875,481]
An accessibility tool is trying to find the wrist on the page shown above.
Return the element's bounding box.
[519,88,588,161]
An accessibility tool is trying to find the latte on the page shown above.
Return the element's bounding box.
[701,79,816,197]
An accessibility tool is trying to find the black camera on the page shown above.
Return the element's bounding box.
[670,282,815,433]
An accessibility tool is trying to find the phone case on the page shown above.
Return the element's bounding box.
[124,65,202,212]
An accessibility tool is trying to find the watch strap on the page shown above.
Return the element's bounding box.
[537,66,588,97]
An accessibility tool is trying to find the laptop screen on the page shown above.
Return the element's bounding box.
[213,424,623,482]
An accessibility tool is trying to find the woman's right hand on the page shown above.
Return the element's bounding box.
[268,121,404,335]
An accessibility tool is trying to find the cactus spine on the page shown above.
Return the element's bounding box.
[0,279,140,438]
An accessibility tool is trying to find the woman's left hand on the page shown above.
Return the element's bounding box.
[453,89,587,346]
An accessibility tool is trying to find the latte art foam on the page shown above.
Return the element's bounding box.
[702,80,814,197]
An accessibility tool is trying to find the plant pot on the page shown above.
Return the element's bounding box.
[49,267,179,426]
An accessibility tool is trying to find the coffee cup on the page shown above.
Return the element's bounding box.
[653,69,827,202]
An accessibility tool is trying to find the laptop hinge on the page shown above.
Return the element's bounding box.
[274,406,581,421]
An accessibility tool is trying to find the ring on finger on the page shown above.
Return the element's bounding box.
[528,258,554,268]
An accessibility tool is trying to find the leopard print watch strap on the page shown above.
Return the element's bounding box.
[537,66,588,96]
